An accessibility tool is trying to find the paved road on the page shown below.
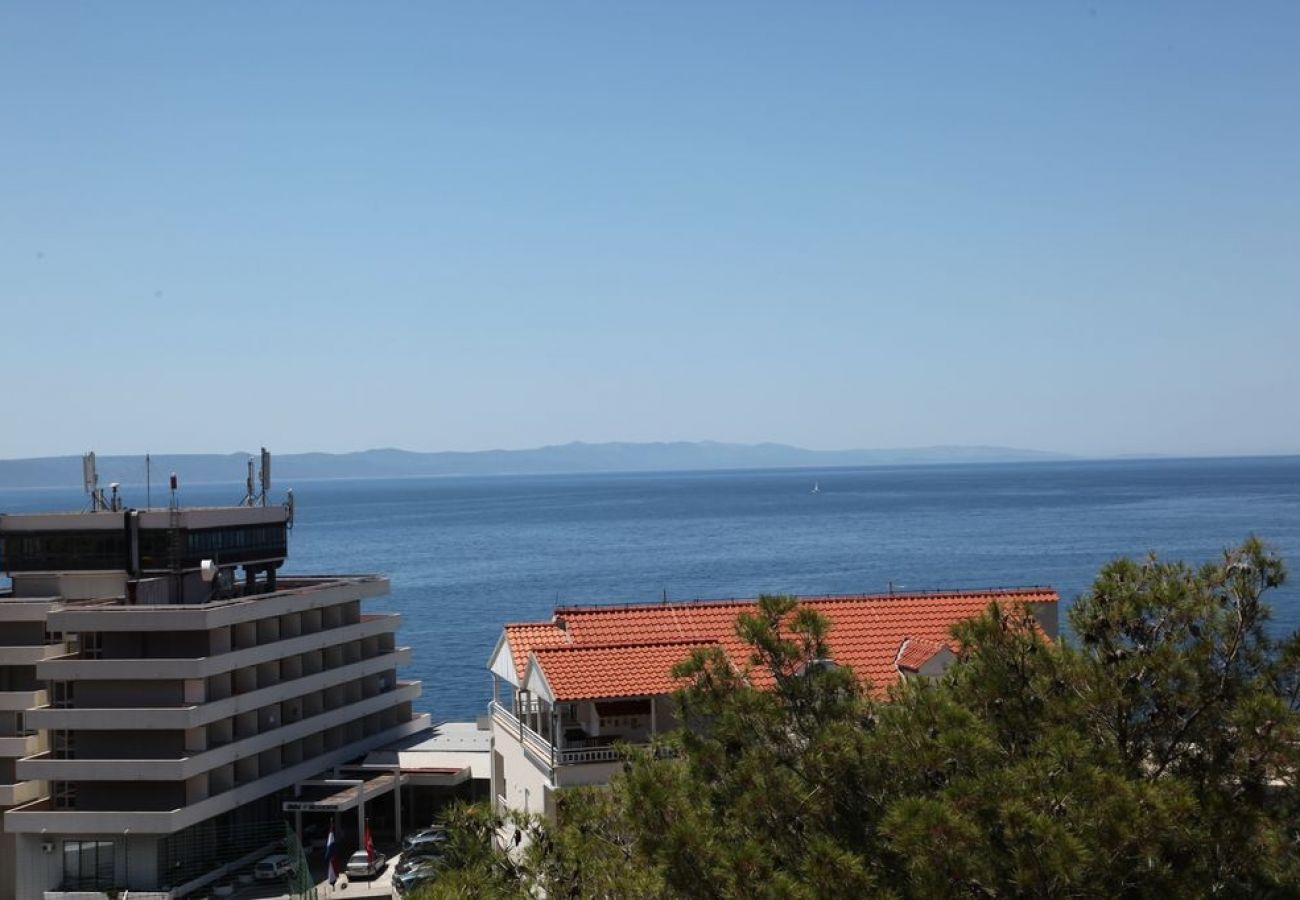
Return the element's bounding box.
[227,851,403,900]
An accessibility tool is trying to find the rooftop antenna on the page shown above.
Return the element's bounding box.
[259,447,271,507]
[146,454,152,508]
[82,452,107,512]
[169,472,179,510]
[244,457,256,506]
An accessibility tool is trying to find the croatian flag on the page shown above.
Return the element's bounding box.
[364,820,376,862]
[325,827,338,885]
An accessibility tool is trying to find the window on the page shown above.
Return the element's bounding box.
[53,780,76,809]
[52,681,74,709]
[79,632,102,660]
[63,840,115,890]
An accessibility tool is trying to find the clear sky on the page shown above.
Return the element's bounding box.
[2,2,1297,460]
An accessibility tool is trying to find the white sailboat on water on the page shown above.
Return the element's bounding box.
[811,481,820,494]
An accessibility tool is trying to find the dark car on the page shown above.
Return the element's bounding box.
[402,828,450,858]
[393,862,441,895]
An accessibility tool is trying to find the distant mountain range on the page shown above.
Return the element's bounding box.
[0,442,1072,489]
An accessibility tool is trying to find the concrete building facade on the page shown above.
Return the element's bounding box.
[0,501,427,899]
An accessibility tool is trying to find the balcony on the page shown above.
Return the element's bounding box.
[0,778,44,806]
[17,681,420,781]
[0,643,66,665]
[4,713,430,834]
[36,615,398,680]
[490,701,658,767]
[0,733,44,758]
[25,649,409,730]
[0,689,47,711]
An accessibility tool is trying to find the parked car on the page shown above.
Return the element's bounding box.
[393,862,441,895]
[345,849,387,879]
[402,828,449,855]
[253,854,295,881]
[396,852,445,876]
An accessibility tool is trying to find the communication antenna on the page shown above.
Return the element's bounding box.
[244,458,256,506]
[82,452,107,511]
[146,454,152,508]
[259,447,271,507]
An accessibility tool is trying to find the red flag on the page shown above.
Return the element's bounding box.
[364,820,376,862]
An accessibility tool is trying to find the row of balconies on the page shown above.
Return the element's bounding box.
[41,700,415,813]
[209,631,395,700]
[5,710,430,834]
[30,648,409,733]
[36,614,400,680]
[219,599,362,653]
[34,667,398,757]
[17,681,419,782]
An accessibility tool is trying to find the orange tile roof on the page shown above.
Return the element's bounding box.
[501,587,1056,699]
[894,637,949,672]
[503,622,569,681]
[530,641,719,701]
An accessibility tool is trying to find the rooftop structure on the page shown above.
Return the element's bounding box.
[486,587,1058,820]
[0,458,428,900]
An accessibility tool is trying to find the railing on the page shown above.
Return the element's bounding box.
[490,701,674,767]
[491,701,555,767]
[556,745,622,765]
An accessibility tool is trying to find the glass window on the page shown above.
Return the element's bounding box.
[63,840,114,890]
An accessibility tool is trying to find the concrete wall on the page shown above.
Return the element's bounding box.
[0,831,15,900]
[492,727,552,820]
[555,761,622,789]
[9,833,158,899]
[13,833,62,900]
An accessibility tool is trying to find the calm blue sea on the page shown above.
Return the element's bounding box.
[3,457,1299,721]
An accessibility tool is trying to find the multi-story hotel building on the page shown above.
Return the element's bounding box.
[0,492,428,899]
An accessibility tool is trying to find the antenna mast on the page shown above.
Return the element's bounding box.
[82,452,107,511]
[259,447,271,507]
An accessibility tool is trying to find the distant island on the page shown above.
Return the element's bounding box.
[0,441,1072,489]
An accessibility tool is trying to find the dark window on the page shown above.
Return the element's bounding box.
[2,531,125,571]
[63,840,114,890]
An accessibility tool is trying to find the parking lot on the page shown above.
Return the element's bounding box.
[220,848,407,900]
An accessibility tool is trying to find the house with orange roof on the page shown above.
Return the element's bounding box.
[486,587,1058,820]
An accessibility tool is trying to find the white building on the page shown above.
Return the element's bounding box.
[487,588,1058,822]
[0,495,428,899]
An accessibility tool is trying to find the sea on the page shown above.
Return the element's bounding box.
[2,456,1298,721]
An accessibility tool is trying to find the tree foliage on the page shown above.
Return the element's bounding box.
[422,539,1300,898]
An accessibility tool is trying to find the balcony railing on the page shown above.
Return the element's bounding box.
[489,701,669,767]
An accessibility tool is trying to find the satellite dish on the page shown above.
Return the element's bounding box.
[200,560,219,583]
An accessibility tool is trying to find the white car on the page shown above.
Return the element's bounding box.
[345,849,387,879]
[253,854,295,880]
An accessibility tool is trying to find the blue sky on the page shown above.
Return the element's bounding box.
[2,2,1297,459]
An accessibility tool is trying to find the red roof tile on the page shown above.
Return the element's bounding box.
[503,622,568,681]
[894,637,949,672]
[501,587,1056,699]
[530,641,719,701]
